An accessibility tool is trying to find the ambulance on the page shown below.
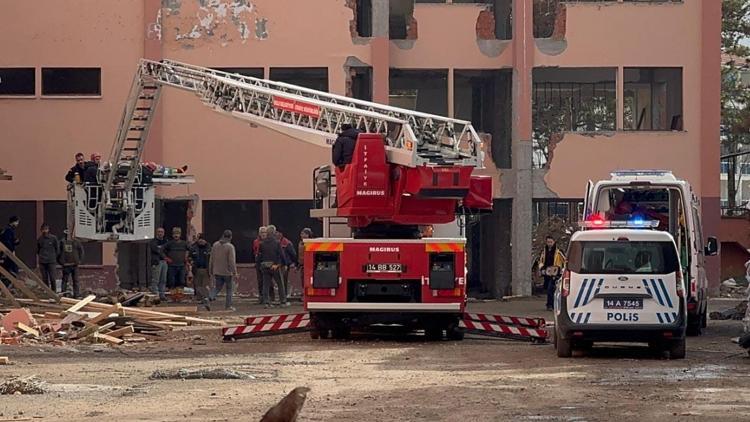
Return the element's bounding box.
[554,223,688,359]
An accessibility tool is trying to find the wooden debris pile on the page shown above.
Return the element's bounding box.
[0,295,224,346]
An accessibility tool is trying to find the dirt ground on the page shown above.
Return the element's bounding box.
[1,297,749,422]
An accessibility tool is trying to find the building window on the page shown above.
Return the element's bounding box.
[0,68,35,96]
[532,199,583,228]
[41,68,101,96]
[213,68,264,79]
[532,67,616,168]
[42,201,102,265]
[268,200,323,244]
[356,0,373,37]
[269,68,328,92]
[390,69,448,115]
[624,67,683,131]
[202,200,262,264]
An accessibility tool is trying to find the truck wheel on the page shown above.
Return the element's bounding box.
[332,326,351,340]
[556,328,572,358]
[446,323,465,341]
[668,338,686,359]
[425,326,443,341]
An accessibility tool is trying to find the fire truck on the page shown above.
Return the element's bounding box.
[71,59,493,340]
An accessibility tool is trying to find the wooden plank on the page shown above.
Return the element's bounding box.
[122,335,147,342]
[0,356,8,365]
[87,303,122,325]
[94,332,124,345]
[0,242,58,300]
[0,265,39,301]
[148,305,198,315]
[63,295,97,315]
[106,325,134,338]
[15,322,39,337]
[59,297,224,326]
[150,320,189,326]
[0,273,20,307]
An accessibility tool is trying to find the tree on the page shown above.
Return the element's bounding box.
[722,0,750,212]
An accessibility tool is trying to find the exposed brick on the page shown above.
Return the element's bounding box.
[1,308,36,333]
[346,0,358,39]
[476,9,496,40]
[551,3,566,41]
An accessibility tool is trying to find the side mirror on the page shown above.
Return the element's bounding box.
[705,236,719,257]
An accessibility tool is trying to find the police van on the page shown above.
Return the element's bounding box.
[554,222,687,359]
[581,171,718,335]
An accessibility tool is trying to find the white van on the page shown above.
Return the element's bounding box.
[582,171,718,335]
[554,228,687,359]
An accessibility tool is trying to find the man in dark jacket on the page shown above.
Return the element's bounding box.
[65,153,88,183]
[253,226,268,304]
[258,227,287,307]
[164,227,189,291]
[149,227,168,299]
[37,223,59,291]
[58,230,84,298]
[83,152,101,184]
[189,233,211,308]
[0,216,21,279]
[276,231,297,300]
[332,124,362,168]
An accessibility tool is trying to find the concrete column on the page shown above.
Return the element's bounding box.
[447,68,455,118]
[371,0,390,104]
[700,0,722,291]
[510,0,534,296]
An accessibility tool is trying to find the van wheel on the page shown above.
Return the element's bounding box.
[687,318,702,336]
[668,339,686,359]
[556,328,572,358]
[701,310,707,328]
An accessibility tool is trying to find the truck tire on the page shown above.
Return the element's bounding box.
[425,326,443,341]
[556,328,572,358]
[668,338,686,359]
[332,326,351,340]
[446,323,464,341]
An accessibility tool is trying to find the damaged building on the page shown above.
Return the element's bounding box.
[0,0,720,296]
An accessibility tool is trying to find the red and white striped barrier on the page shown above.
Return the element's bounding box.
[223,313,310,340]
[460,318,548,343]
[463,312,545,328]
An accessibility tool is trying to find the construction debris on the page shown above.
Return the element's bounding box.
[0,295,224,347]
[0,376,46,395]
[0,357,9,365]
[710,301,748,321]
[719,278,748,299]
[150,368,254,380]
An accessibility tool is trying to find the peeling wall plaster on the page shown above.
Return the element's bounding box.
[161,0,268,48]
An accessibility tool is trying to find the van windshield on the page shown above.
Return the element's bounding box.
[567,241,680,275]
[595,187,680,233]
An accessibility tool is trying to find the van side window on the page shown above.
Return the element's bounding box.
[692,207,705,259]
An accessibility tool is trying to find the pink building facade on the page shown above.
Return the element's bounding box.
[0,0,720,295]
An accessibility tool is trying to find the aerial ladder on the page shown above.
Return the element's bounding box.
[71,59,493,339]
[71,59,489,241]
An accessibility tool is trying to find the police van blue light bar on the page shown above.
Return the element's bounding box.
[581,217,660,229]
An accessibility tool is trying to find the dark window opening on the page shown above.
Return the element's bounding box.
[624,67,683,131]
[532,199,583,228]
[269,68,329,92]
[532,67,616,168]
[356,0,373,37]
[349,67,373,101]
[213,67,264,79]
[390,69,448,115]
[454,69,512,168]
[0,68,35,96]
[268,200,323,246]
[202,200,262,264]
[42,201,102,265]
[41,68,101,96]
[390,0,415,40]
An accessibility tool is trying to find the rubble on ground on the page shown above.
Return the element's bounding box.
[710,300,748,321]
[0,294,224,347]
[0,376,47,395]
[150,368,254,380]
[719,278,749,299]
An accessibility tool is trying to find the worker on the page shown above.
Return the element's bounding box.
[36,223,59,291]
[275,230,297,300]
[536,235,566,311]
[189,233,211,310]
[0,216,21,278]
[332,123,362,168]
[64,153,88,183]
[58,230,84,298]
[149,227,169,300]
[209,229,238,311]
[164,227,189,292]
[258,225,287,308]
[83,153,101,184]
[253,226,267,304]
